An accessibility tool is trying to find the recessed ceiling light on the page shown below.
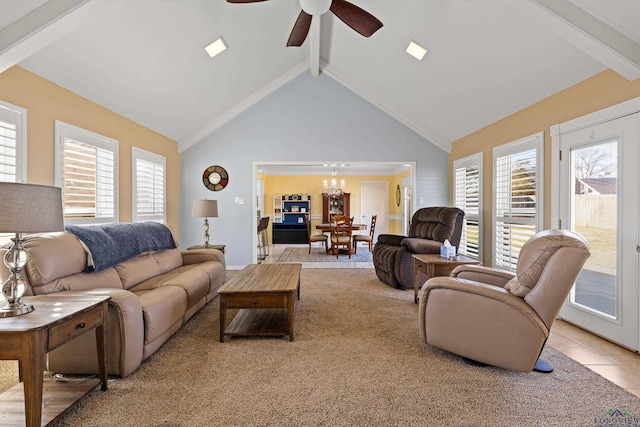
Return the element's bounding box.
[204,37,228,58]
[406,40,428,61]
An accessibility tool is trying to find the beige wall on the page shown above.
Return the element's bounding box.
[450,70,640,266]
[0,66,181,235]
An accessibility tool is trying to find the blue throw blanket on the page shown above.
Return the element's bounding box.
[65,222,176,272]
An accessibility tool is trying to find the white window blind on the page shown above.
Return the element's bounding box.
[0,101,26,183]
[132,147,166,223]
[493,132,543,271]
[454,153,482,260]
[55,121,118,224]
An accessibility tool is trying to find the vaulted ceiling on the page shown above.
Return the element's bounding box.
[1,0,639,153]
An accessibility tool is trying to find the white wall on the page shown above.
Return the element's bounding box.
[180,73,448,267]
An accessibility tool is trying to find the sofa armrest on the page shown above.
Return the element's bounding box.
[376,234,406,246]
[400,237,442,254]
[181,249,226,268]
[450,265,515,288]
[47,288,144,377]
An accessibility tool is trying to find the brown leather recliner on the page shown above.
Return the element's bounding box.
[373,207,464,289]
[419,229,590,372]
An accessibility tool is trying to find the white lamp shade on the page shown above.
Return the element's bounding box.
[0,183,64,233]
[192,199,218,218]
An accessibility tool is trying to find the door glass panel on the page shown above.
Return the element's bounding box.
[570,141,617,318]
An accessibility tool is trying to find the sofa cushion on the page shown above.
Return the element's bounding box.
[134,286,187,357]
[151,248,183,274]
[24,232,87,286]
[33,267,123,295]
[161,270,210,308]
[115,254,160,290]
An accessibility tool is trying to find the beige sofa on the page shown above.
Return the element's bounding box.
[0,224,226,377]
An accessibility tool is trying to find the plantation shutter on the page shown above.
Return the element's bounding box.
[454,154,482,259]
[55,121,118,224]
[132,148,166,223]
[493,133,543,271]
[0,102,26,183]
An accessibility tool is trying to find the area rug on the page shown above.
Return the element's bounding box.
[2,268,638,426]
[277,246,373,263]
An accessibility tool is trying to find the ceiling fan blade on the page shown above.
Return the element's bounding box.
[329,0,383,38]
[226,0,269,3]
[286,10,312,47]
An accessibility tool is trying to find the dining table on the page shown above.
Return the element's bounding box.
[315,223,367,255]
[315,223,367,232]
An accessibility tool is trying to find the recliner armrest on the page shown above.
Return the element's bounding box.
[450,264,515,288]
[400,237,442,254]
[376,234,406,247]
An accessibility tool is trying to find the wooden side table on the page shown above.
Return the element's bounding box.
[412,254,480,303]
[187,244,225,253]
[0,294,110,427]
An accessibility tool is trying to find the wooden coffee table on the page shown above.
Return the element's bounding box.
[218,263,302,342]
[412,254,480,303]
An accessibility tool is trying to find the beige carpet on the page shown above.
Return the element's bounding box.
[2,268,639,426]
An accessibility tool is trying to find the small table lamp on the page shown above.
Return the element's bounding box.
[192,199,218,248]
[0,183,64,317]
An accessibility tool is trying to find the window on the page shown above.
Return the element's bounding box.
[132,147,166,223]
[453,153,482,260]
[0,101,27,246]
[54,121,118,224]
[0,100,27,183]
[493,132,543,271]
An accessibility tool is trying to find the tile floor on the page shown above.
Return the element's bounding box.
[549,320,640,398]
[262,243,640,399]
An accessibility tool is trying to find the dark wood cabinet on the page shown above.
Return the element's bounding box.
[322,193,350,222]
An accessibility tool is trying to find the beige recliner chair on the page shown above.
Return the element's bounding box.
[418,229,590,372]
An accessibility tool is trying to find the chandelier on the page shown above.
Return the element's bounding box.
[323,168,345,196]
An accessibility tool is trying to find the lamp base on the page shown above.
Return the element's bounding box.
[0,302,34,318]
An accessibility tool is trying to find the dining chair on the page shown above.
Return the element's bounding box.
[331,215,354,258]
[353,214,376,253]
[306,214,328,254]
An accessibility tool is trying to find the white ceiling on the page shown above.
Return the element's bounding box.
[1,0,639,157]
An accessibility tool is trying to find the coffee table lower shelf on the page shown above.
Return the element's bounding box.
[224,308,290,339]
[0,378,100,426]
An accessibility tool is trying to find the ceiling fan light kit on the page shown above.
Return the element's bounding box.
[227,0,383,47]
[300,0,331,15]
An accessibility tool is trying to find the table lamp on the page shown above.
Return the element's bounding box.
[0,183,64,317]
[192,199,218,248]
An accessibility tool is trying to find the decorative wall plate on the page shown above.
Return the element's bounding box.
[203,165,229,191]
[396,184,401,207]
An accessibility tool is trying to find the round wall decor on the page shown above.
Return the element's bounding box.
[202,165,229,191]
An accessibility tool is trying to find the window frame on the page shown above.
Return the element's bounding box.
[492,132,544,271]
[131,147,166,223]
[453,152,483,261]
[0,100,27,183]
[54,120,119,225]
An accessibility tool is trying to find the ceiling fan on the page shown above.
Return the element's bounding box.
[226,0,383,47]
